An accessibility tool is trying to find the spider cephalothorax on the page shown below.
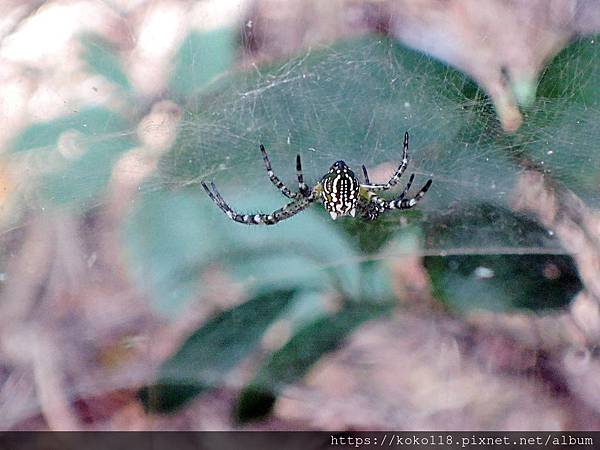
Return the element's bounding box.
[320,161,360,220]
[202,132,432,225]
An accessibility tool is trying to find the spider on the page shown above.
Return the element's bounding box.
[202,132,432,225]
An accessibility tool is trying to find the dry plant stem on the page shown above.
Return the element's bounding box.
[0,213,84,430]
[0,217,53,330]
[31,329,81,431]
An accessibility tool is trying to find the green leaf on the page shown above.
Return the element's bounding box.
[170,29,236,98]
[509,35,600,201]
[81,34,131,91]
[140,288,297,413]
[9,107,129,153]
[423,204,559,251]
[235,301,392,422]
[8,108,135,206]
[124,189,226,316]
[425,254,581,312]
[423,205,581,312]
[537,35,600,104]
[161,37,484,187]
[159,36,534,258]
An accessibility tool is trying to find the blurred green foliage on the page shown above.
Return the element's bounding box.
[517,37,600,201]
[426,254,581,311]
[9,107,135,205]
[141,288,297,413]
[124,190,222,315]
[422,204,582,311]
[81,34,132,92]
[235,301,391,422]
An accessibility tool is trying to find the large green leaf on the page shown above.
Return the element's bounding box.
[158,36,538,257]
[149,35,596,315]
[140,288,297,413]
[161,37,487,189]
[235,301,392,422]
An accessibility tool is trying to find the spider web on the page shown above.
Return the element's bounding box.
[153,36,599,258]
[1,4,599,428]
[2,22,597,312]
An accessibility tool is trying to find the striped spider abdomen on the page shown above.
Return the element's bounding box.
[320,161,360,220]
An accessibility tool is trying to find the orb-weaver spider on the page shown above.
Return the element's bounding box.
[202,132,432,225]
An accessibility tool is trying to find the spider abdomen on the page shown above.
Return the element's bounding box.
[320,160,359,220]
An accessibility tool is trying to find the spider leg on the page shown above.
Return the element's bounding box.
[296,154,310,196]
[202,181,314,225]
[260,144,299,199]
[361,165,371,184]
[359,131,410,192]
[386,179,432,210]
[209,181,235,213]
[397,173,415,202]
[202,181,237,218]
[360,177,432,219]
